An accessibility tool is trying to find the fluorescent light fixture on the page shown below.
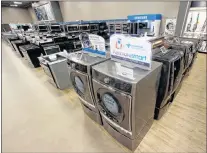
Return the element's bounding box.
[10,4,18,7]
[14,1,22,4]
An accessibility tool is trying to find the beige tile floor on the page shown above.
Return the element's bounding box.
[2,41,206,152]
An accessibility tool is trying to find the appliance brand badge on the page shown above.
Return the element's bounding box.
[126,43,143,50]
[115,38,122,49]
[134,16,147,20]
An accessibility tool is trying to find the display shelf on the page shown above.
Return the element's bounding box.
[184,31,207,34]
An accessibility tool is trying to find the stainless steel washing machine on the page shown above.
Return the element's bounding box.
[68,51,109,124]
[92,60,162,151]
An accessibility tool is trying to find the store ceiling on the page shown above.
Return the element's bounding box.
[1,1,37,8]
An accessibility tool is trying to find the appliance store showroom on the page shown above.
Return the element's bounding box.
[1,1,206,152]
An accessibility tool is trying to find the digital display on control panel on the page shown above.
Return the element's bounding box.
[102,93,119,114]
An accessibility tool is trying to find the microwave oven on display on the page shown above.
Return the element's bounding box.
[138,22,148,29]
[22,25,30,31]
[67,26,79,32]
[51,25,61,30]
[122,26,128,31]
[39,26,48,32]
[39,26,47,30]
[44,45,61,55]
[110,25,115,29]
[80,25,88,31]
[90,25,98,30]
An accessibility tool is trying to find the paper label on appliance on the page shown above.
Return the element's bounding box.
[115,63,135,80]
[160,46,168,54]
[110,34,152,70]
[80,33,106,58]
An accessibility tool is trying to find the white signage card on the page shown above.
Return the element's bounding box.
[79,33,106,58]
[110,34,152,70]
[160,46,168,54]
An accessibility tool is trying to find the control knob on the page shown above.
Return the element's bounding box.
[104,77,110,84]
[72,63,76,69]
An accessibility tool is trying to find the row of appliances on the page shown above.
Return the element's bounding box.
[4,28,81,90]
[3,31,200,151]
[33,22,109,41]
[65,36,200,150]
[4,24,111,90]
[8,14,162,41]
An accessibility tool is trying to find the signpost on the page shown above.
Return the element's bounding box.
[79,32,106,58]
[110,34,152,70]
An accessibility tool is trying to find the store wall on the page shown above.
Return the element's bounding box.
[2,7,33,24]
[59,2,180,32]
[28,7,38,23]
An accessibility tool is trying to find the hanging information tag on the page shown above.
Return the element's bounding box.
[160,46,168,54]
[110,34,152,70]
[79,32,106,58]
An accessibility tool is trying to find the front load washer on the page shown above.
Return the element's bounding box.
[68,51,109,124]
[92,60,162,151]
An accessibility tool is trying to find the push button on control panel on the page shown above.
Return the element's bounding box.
[104,77,110,84]
[72,63,76,69]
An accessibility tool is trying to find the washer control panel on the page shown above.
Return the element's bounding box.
[93,70,132,93]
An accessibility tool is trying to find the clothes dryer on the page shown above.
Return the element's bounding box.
[152,48,184,119]
[92,60,162,151]
[165,41,193,74]
[178,38,200,71]
[68,51,109,124]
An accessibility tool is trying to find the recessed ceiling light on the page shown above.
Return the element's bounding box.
[14,2,22,4]
[10,4,18,7]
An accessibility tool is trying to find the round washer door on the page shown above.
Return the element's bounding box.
[102,93,120,115]
[74,76,85,94]
[99,92,124,123]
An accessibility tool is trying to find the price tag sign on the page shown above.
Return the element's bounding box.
[174,37,181,43]
[110,34,152,70]
[160,46,168,54]
[80,32,106,58]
